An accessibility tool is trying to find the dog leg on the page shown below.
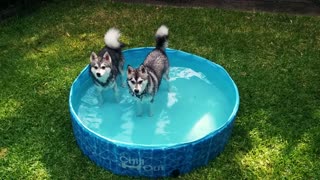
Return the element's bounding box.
[136,100,143,117]
[119,60,126,88]
[148,102,154,117]
[164,69,171,92]
[113,83,120,102]
[120,73,126,88]
[96,88,104,105]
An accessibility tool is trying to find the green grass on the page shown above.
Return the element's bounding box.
[1,0,320,179]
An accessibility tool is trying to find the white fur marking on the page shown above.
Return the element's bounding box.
[92,67,111,83]
[156,25,168,37]
[104,28,121,49]
[134,77,147,95]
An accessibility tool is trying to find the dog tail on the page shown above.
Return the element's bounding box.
[155,25,169,50]
[104,28,124,49]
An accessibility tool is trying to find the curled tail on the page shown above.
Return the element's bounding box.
[155,25,169,50]
[104,28,124,49]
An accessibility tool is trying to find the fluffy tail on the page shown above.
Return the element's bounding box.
[155,25,169,50]
[104,28,123,49]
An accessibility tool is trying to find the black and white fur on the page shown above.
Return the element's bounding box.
[127,25,169,116]
[90,28,125,104]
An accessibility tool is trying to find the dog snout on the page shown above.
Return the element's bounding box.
[96,73,101,77]
[134,89,139,94]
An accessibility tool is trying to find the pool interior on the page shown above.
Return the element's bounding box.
[71,49,238,147]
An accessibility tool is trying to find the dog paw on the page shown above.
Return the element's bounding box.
[136,113,143,117]
[97,96,104,106]
[114,95,120,103]
[98,100,104,106]
[148,110,154,117]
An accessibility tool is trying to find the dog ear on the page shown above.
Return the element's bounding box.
[90,52,98,62]
[139,65,146,74]
[127,65,133,75]
[103,52,111,62]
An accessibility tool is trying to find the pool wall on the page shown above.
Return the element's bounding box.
[69,48,239,178]
[71,113,235,177]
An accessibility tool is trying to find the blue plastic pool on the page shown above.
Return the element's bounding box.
[69,47,239,178]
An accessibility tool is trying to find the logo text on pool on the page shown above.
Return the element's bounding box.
[119,153,164,172]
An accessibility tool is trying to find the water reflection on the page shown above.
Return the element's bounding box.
[186,113,216,142]
[170,67,211,84]
[113,109,134,143]
[155,110,170,135]
[77,86,102,129]
[167,91,178,108]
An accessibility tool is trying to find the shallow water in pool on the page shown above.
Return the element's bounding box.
[74,66,231,146]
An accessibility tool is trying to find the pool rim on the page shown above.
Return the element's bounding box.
[69,47,240,149]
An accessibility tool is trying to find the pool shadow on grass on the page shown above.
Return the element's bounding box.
[0,30,129,179]
[1,3,320,178]
[167,16,320,177]
[183,68,320,178]
[193,45,320,178]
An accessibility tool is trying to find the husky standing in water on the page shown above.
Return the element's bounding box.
[127,25,170,116]
[89,28,125,104]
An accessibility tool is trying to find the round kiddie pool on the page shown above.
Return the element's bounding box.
[69,47,239,178]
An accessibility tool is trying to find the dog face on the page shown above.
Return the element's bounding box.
[90,51,112,80]
[127,65,149,95]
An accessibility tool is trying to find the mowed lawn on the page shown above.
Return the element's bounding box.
[0,0,319,179]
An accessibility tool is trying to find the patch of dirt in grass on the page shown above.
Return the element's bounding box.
[0,148,8,158]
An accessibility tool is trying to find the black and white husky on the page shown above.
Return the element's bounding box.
[127,25,170,116]
[89,28,125,104]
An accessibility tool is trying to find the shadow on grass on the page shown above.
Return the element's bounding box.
[1,1,320,179]
[177,15,320,177]
[222,31,320,177]
[0,19,251,179]
[0,27,118,179]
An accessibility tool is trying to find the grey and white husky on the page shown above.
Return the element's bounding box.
[127,25,170,116]
[89,28,125,104]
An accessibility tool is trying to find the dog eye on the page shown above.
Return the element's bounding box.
[130,80,135,84]
[101,66,106,70]
[138,80,143,84]
[94,66,98,70]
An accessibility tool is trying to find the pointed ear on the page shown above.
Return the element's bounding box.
[127,65,133,75]
[139,65,146,74]
[103,51,111,62]
[90,52,98,62]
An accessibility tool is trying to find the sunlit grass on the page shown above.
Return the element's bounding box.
[0,0,319,179]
